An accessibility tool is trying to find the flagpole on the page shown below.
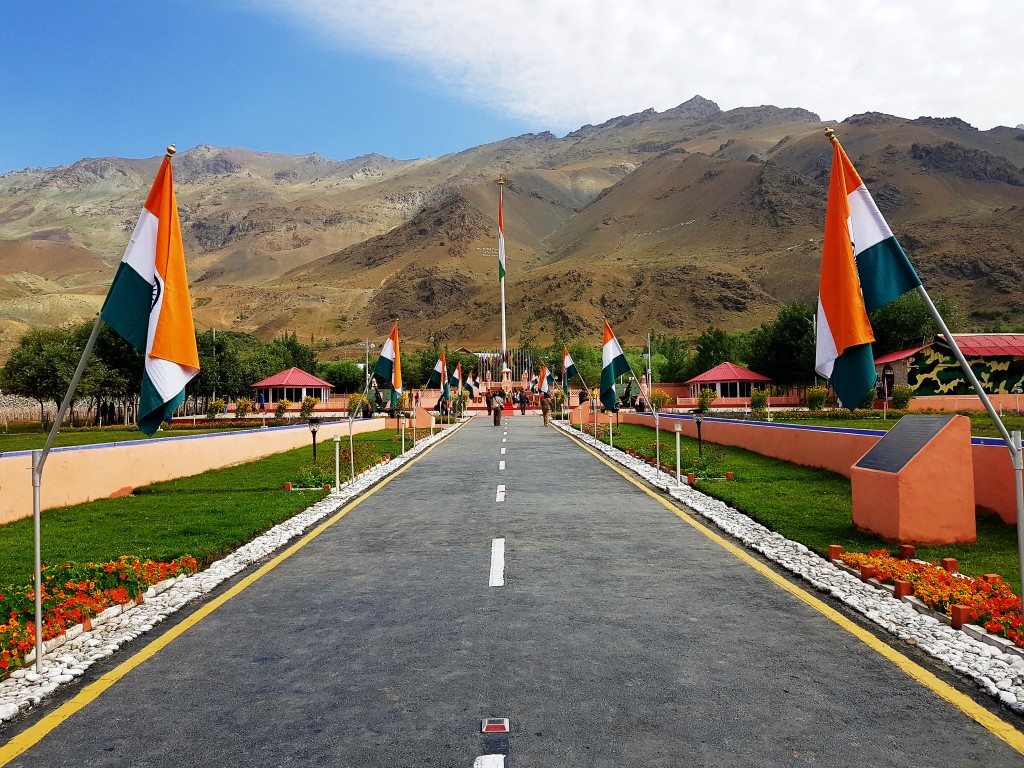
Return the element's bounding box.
[497,175,508,374]
[31,141,180,670]
[29,312,104,672]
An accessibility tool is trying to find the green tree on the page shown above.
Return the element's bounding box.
[744,302,816,387]
[869,292,961,356]
[0,327,78,425]
[689,327,733,379]
[652,334,691,382]
[316,361,364,393]
[269,331,316,372]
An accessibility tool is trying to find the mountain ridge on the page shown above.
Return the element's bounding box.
[1,96,1022,359]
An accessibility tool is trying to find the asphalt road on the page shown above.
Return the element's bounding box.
[3,415,1023,766]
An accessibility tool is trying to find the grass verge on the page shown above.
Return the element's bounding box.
[0,429,416,585]
[582,422,1022,593]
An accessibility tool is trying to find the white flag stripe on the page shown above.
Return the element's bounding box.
[122,210,159,281]
[815,297,838,378]
[847,185,894,256]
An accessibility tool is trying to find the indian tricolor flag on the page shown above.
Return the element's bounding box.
[449,362,463,395]
[600,321,632,413]
[562,347,578,395]
[815,135,921,408]
[373,322,403,408]
[100,154,199,437]
[427,352,447,389]
[498,181,506,281]
[538,364,550,394]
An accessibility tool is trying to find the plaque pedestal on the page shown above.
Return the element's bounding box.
[851,415,975,544]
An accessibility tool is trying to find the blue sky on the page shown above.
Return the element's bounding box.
[0,0,538,172]
[2,1,1020,174]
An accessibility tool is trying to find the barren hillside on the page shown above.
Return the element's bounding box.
[0,96,1021,358]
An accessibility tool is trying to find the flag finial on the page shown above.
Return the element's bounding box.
[824,127,837,144]
[496,174,505,185]
[165,144,177,158]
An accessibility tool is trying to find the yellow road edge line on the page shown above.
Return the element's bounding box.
[0,427,458,764]
[560,428,1024,755]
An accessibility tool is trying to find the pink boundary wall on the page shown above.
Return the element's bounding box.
[0,419,387,525]
[617,412,1018,524]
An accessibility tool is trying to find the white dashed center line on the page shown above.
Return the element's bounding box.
[500,447,506,455]
[499,460,505,471]
[495,484,506,502]
[474,755,504,767]
[489,538,505,587]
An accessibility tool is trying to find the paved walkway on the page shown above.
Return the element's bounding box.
[2,415,1023,766]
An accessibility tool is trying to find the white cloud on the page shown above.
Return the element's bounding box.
[276,0,1023,131]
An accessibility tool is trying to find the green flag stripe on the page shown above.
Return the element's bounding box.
[856,236,921,315]
[100,262,152,352]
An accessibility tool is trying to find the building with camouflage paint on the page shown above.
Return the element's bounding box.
[874,334,1024,397]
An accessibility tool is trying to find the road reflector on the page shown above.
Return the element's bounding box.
[481,718,510,733]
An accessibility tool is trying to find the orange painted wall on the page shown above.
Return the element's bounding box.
[0,419,385,525]
[618,412,1019,524]
[850,416,976,544]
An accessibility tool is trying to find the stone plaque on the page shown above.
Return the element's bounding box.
[855,414,956,474]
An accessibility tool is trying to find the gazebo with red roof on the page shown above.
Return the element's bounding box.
[252,368,334,407]
[683,362,771,399]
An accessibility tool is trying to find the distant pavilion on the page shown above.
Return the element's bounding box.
[252,368,333,405]
[683,362,771,399]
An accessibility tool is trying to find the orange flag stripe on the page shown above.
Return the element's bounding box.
[144,158,199,369]
[819,142,874,354]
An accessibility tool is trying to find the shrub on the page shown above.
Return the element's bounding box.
[696,387,717,413]
[858,391,876,410]
[299,396,320,419]
[274,399,291,419]
[347,395,368,418]
[806,386,829,411]
[294,459,334,488]
[235,397,253,418]
[892,385,914,410]
[206,399,225,420]
[750,389,768,414]
[649,388,672,410]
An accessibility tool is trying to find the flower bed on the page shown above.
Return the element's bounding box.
[840,549,1024,646]
[0,555,199,675]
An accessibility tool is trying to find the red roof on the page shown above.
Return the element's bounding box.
[935,334,1024,357]
[251,367,334,389]
[874,346,926,365]
[684,362,772,385]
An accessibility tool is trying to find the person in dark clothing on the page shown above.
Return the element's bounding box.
[491,392,504,426]
[621,381,632,410]
[486,391,493,415]
[373,388,384,414]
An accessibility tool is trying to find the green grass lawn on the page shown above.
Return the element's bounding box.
[0,420,305,453]
[763,411,1024,439]
[585,422,1023,593]
[0,429,415,585]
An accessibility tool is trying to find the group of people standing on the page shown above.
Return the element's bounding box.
[485,388,553,426]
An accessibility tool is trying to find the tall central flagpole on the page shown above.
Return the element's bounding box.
[497,175,508,377]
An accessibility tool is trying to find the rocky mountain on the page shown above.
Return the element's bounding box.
[1,97,1022,359]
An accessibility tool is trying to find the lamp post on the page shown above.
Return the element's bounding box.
[333,435,341,490]
[1015,387,1022,416]
[675,421,682,485]
[694,415,703,457]
[308,417,321,462]
[365,340,376,388]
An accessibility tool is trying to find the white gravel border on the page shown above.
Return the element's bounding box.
[0,420,466,723]
[554,420,1024,716]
